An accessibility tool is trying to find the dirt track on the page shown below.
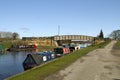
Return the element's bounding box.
[45,41,120,80]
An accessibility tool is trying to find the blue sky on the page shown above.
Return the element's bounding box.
[0,0,120,38]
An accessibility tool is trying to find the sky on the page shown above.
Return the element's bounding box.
[0,0,120,38]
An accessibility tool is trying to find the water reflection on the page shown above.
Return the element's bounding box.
[0,51,33,80]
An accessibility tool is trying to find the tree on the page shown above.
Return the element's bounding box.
[110,30,120,40]
[98,29,104,39]
[12,32,19,40]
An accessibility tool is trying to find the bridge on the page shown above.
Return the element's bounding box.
[53,35,93,41]
[22,35,94,46]
[53,35,94,45]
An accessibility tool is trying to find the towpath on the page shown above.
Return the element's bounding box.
[45,41,120,80]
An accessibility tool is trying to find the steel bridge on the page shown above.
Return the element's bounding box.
[53,35,94,45]
[53,35,94,41]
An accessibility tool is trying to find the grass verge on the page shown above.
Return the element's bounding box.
[0,41,12,49]
[7,40,110,80]
[112,41,120,49]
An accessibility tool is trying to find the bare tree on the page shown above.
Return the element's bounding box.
[0,31,12,38]
[110,30,120,40]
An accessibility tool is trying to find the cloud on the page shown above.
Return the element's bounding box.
[20,27,30,33]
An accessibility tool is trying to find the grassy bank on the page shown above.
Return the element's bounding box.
[113,41,120,49]
[0,41,16,52]
[7,40,110,80]
[0,41,13,49]
[0,41,56,51]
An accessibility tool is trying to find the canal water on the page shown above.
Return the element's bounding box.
[0,51,34,80]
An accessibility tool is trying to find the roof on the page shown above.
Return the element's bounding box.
[25,54,43,65]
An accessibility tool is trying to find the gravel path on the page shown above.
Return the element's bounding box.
[45,41,120,80]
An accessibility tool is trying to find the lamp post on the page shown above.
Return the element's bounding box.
[58,25,60,36]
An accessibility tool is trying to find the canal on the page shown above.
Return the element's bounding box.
[0,51,34,80]
[0,43,92,80]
